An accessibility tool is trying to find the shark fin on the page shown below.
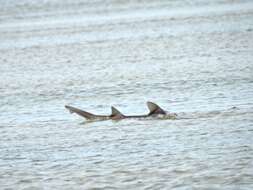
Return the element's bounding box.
[111,106,125,119]
[65,105,98,120]
[147,101,166,115]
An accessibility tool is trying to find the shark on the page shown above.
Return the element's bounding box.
[65,101,177,121]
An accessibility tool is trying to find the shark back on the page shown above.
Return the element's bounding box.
[147,101,166,115]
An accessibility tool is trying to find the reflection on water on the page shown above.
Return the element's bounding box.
[0,0,253,189]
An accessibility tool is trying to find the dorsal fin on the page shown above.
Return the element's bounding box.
[147,101,166,115]
[111,106,124,116]
[111,106,125,119]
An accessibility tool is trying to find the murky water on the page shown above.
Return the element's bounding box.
[0,0,253,189]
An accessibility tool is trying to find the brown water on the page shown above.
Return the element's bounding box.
[0,0,253,189]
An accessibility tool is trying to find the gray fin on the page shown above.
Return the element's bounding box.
[147,101,166,115]
[111,106,124,116]
[65,105,97,120]
[111,106,125,119]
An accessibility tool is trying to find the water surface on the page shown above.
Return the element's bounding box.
[0,0,253,189]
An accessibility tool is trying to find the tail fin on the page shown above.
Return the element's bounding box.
[147,101,166,115]
[65,105,98,120]
[111,106,125,120]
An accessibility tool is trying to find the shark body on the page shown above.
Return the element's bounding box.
[65,101,177,121]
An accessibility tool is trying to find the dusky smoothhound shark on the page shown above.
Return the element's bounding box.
[65,101,177,121]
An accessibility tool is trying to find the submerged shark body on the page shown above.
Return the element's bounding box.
[65,102,177,121]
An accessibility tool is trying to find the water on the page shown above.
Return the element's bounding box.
[0,0,253,189]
